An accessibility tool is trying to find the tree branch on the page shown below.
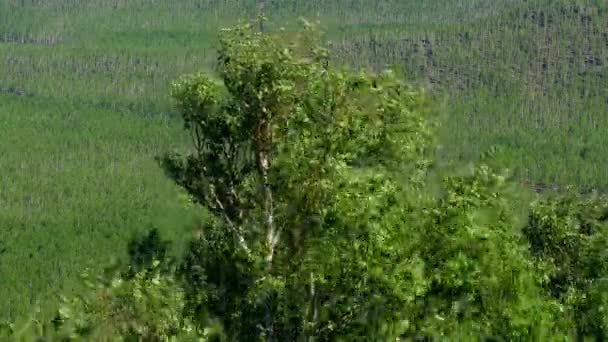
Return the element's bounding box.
[258,0,266,32]
[253,106,280,264]
[192,125,203,156]
[260,150,279,263]
[210,188,251,257]
[306,271,318,341]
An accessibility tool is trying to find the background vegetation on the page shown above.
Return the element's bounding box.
[1,0,608,334]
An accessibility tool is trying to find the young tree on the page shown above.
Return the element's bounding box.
[160,20,434,340]
[160,20,565,340]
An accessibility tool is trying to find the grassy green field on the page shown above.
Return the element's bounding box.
[1,0,608,319]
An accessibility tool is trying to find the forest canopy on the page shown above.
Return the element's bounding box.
[4,20,608,341]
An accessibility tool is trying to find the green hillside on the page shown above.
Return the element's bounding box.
[328,0,608,190]
[1,0,607,319]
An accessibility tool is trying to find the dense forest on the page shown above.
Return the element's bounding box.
[1,0,608,340]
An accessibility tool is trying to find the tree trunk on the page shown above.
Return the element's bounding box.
[258,0,266,32]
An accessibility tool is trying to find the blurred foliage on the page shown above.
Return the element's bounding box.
[525,192,608,338]
[1,260,215,341]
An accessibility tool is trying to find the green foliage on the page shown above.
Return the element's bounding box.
[126,228,175,277]
[413,164,563,339]
[1,261,211,341]
[158,21,579,340]
[4,0,608,318]
[3,2,608,339]
[525,192,608,338]
[160,20,437,340]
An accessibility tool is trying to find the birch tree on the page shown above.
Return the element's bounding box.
[160,20,434,340]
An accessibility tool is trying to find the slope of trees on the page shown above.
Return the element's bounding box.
[5,21,608,341]
[2,0,608,319]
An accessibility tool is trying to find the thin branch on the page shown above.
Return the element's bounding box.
[260,151,279,263]
[222,142,246,225]
[258,0,266,33]
[229,183,244,221]
[253,108,279,264]
[192,125,204,158]
[307,271,318,341]
[211,188,251,257]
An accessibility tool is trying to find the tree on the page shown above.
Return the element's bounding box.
[412,164,563,339]
[159,20,565,340]
[524,192,608,339]
[160,19,434,340]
